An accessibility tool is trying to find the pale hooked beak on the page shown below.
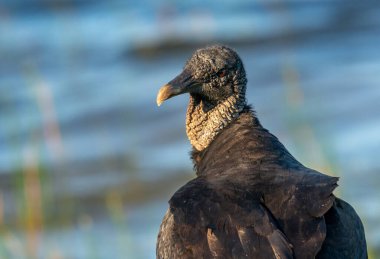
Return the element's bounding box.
[157,84,176,106]
[156,69,198,106]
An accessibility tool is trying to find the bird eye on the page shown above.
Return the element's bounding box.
[217,70,226,78]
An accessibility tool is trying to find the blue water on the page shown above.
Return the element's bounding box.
[0,1,380,258]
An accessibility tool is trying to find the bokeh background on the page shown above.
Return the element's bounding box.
[0,0,379,258]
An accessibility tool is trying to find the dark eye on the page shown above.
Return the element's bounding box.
[217,70,226,78]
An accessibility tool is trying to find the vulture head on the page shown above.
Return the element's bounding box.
[157,45,247,107]
[157,45,248,151]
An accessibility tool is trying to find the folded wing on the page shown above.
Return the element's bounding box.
[157,178,294,259]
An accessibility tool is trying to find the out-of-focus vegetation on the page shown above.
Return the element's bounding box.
[0,1,379,258]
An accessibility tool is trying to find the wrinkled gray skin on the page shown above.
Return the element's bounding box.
[184,45,247,150]
[184,45,247,104]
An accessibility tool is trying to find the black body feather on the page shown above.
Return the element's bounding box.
[157,109,367,259]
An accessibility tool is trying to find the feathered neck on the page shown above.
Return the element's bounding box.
[189,106,262,173]
[186,89,246,151]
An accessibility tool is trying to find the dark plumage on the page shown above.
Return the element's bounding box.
[156,45,367,258]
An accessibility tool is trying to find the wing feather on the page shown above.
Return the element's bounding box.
[157,178,294,259]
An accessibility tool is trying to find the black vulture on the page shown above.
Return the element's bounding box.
[156,45,367,259]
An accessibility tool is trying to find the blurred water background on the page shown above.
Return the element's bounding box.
[0,0,380,258]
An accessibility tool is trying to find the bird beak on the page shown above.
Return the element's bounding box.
[156,69,196,106]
